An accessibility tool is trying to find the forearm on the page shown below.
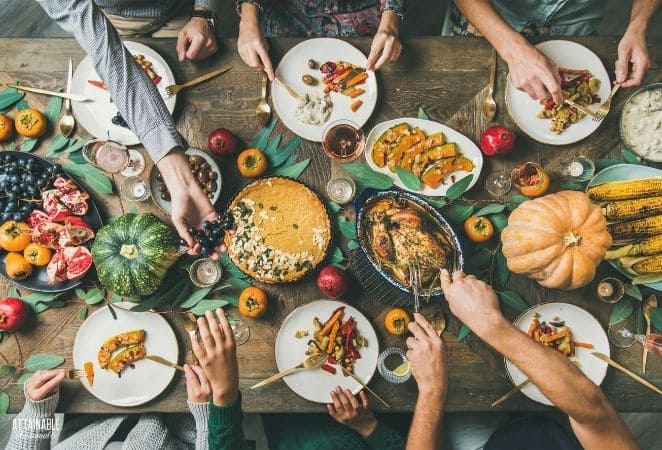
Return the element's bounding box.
[36,0,184,163]
[406,391,444,450]
[6,392,59,450]
[187,401,210,450]
[378,10,400,34]
[627,0,661,34]
[239,2,261,25]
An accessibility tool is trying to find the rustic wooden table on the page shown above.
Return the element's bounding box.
[0,37,660,414]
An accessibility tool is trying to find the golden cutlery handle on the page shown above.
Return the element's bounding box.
[275,77,303,101]
[592,352,662,396]
[488,50,496,94]
[251,366,299,389]
[492,378,531,407]
[8,84,88,102]
[261,72,268,100]
[563,99,597,118]
[180,65,233,89]
[342,367,391,408]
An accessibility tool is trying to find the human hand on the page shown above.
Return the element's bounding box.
[238,19,274,80]
[190,308,239,406]
[505,42,563,104]
[176,16,218,62]
[157,150,223,259]
[440,270,506,338]
[366,12,402,71]
[405,313,447,398]
[615,27,650,87]
[328,387,378,438]
[25,369,65,401]
[184,363,212,403]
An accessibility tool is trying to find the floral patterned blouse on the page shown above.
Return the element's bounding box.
[237,0,406,37]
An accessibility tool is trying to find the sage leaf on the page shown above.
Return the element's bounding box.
[464,248,492,272]
[0,391,9,416]
[270,136,301,167]
[22,292,62,303]
[417,107,429,120]
[0,365,16,377]
[623,283,642,301]
[8,286,19,298]
[506,194,529,210]
[15,98,29,111]
[446,174,474,200]
[327,201,342,214]
[330,247,344,265]
[263,133,282,159]
[31,302,51,314]
[47,134,72,153]
[78,306,88,321]
[422,196,450,209]
[475,203,505,216]
[61,138,90,156]
[488,213,509,232]
[342,163,393,190]
[68,149,87,165]
[595,159,622,171]
[561,180,586,191]
[179,286,214,309]
[0,90,24,110]
[273,158,310,179]
[16,373,33,391]
[457,324,471,342]
[24,353,65,371]
[622,148,644,165]
[83,166,113,194]
[650,308,662,331]
[498,291,528,313]
[190,299,229,316]
[347,240,359,250]
[20,138,39,153]
[337,217,357,240]
[444,202,474,224]
[608,298,634,325]
[395,167,421,191]
[107,304,118,320]
[495,249,509,288]
[43,95,63,125]
[250,117,277,150]
[84,288,105,305]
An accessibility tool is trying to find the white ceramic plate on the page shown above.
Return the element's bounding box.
[505,302,609,406]
[587,164,662,291]
[275,300,379,403]
[72,302,178,407]
[72,41,177,146]
[272,38,378,142]
[365,118,483,197]
[149,147,222,213]
[505,40,610,145]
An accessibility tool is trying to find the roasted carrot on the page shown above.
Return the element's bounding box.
[346,71,368,88]
[573,341,594,349]
[327,321,340,354]
[320,307,345,336]
[349,88,365,98]
[350,99,363,112]
[527,319,540,337]
[541,327,569,344]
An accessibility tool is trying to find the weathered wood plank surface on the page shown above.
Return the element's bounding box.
[0,37,661,414]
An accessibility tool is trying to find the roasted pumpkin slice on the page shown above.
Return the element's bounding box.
[387,128,425,171]
[421,156,475,188]
[108,344,146,374]
[400,132,444,170]
[413,143,458,176]
[83,361,94,386]
[372,123,409,167]
[98,329,146,369]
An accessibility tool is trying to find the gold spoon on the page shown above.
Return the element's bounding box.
[643,295,657,373]
[184,312,199,364]
[255,72,271,126]
[58,58,75,137]
[481,50,497,122]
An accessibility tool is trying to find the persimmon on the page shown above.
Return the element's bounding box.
[0,115,13,141]
[237,148,267,178]
[15,108,46,138]
[238,286,268,318]
[384,308,410,336]
[5,252,33,280]
[0,221,32,252]
[23,243,52,266]
[464,216,495,243]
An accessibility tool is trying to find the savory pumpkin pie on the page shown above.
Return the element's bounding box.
[225,177,331,283]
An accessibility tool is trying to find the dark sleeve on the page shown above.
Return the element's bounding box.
[384,0,407,18]
[207,393,248,450]
[365,421,406,450]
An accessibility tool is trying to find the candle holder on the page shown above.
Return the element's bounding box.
[377,347,411,384]
[596,277,625,303]
[562,156,595,183]
[326,176,356,204]
[188,257,223,288]
[120,149,147,177]
[120,176,150,202]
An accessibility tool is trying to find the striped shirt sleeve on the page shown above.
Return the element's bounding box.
[36,0,185,163]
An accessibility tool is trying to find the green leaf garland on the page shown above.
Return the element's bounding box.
[608,298,634,325]
[445,174,474,200]
[395,167,421,191]
[23,353,65,371]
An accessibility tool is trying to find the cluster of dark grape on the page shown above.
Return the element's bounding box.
[181,214,234,256]
[0,154,61,222]
[111,112,129,128]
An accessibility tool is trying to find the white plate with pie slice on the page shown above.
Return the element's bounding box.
[72,41,176,146]
[274,300,379,403]
[72,302,179,407]
[504,302,609,406]
[272,38,378,142]
[505,40,611,145]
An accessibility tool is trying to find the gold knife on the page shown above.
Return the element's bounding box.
[339,366,391,408]
[8,84,90,102]
[563,98,598,118]
[492,378,532,407]
[145,355,184,372]
[591,352,662,395]
[251,354,326,389]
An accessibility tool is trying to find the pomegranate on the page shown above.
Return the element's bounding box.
[57,225,95,247]
[316,265,350,298]
[207,128,238,157]
[59,191,89,216]
[0,297,29,331]
[53,177,78,194]
[42,190,70,221]
[63,246,93,280]
[32,221,63,249]
[27,210,50,228]
[62,215,93,230]
[479,125,516,157]
[46,249,67,283]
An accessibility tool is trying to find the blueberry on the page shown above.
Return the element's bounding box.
[0,212,10,222]
[200,246,210,256]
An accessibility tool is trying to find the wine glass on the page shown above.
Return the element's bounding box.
[608,322,662,356]
[511,161,546,190]
[485,171,512,197]
[226,313,250,345]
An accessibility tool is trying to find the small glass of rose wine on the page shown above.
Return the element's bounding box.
[322,120,365,162]
[511,161,547,191]
[83,139,130,174]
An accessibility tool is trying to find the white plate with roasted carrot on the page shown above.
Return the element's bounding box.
[274,300,379,403]
[505,302,609,406]
[365,118,483,197]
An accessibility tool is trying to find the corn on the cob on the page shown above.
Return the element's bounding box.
[607,215,662,241]
[605,234,662,259]
[587,177,662,202]
[604,196,662,221]
[631,254,662,275]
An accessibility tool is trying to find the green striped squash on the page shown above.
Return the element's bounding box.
[91,213,179,297]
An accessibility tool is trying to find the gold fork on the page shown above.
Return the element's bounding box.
[593,82,621,122]
[64,369,86,380]
[409,263,421,313]
[164,65,233,97]
[184,312,199,364]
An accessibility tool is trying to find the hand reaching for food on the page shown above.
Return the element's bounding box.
[366,11,402,71]
[505,43,563,104]
[237,4,275,80]
[184,363,213,403]
[405,313,447,398]
[328,387,378,438]
[25,369,66,401]
[190,309,239,407]
[176,17,218,62]
[615,26,650,88]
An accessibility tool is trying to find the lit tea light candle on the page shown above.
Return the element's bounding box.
[568,161,584,177]
[131,181,146,198]
[326,176,356,204]
[189,257,222,288]
[597,281,613,297]
[596,277,624,303]
[562,156,595,182]
[120,176,150,202]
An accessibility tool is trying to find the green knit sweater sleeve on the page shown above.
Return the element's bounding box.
[364,421,406,450]
[207,393,247,450]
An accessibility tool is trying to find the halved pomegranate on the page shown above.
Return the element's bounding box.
[53,177,78,194]
[46,249,67,284]
[32,221,63,249]
[59,192,89,216]
[63,246,93,280]
[62,215,92,230]
[42,190,70,221]
[27,210,50,228]
[57,225,95,247]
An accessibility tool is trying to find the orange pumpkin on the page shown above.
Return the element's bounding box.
[5,252,33,280]
[384,308,410,335]
[238,286,267,318]
[501,191,611,290]
[14,108,46,138]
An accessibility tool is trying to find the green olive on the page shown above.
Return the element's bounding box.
[302,74,317,86]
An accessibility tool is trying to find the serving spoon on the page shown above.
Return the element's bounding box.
[481,51,497,122]
[255,72,271,126]
[58,58,76,137]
